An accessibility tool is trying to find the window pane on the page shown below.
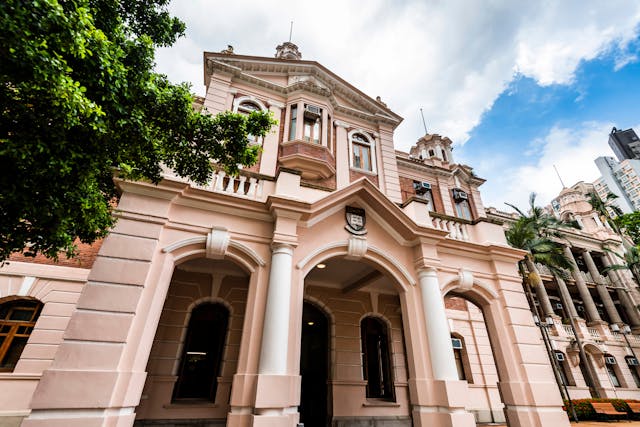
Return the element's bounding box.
[289,106,297,140]
[353,145,361,169]
[0,336,27,370]
[9,308,35,321]
[313,121,320,144]
[362,146,371,171]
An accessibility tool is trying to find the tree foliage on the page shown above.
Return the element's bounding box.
[0,0,275,262]
[586,191,623,233]
[505,193,577,277]
[614,211,640,246]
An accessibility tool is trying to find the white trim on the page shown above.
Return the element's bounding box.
[232,96,268,113]
[348,129,377,174]
[162,236,266,268]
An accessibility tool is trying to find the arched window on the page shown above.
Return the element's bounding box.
[233,97,267,145]
[361,316,394,400]
[173,302,229,401]
[350,132,376,172]
[0,298,42,372]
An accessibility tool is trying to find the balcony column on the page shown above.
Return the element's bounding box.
[417,268,458,380]
[602,254,640,329]
[295,101,304,140]
[564,246,602,324]
[555,275,579,318]
[524,258,555,317]
[583,251,622,325]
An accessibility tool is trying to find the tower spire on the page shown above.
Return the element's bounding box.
[419,108,428,135]
[289,21,293,43]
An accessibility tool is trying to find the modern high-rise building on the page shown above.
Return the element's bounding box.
[608,127,640,161]
[594,156,640,213]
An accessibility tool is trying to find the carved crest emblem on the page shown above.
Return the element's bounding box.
[345,206,367,235]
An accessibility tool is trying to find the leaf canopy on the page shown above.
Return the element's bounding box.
[0,0,276,261]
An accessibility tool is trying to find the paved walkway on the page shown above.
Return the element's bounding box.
[485,422,640,426]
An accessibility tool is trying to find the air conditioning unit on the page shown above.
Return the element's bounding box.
[304,104,321,118]
[555,303,563,310]
[628,357,639,366]
[555,352,566,362]
[451,338,463,349]
[413,181,431,194]
[452,188,468,201]
[605,356,617,365]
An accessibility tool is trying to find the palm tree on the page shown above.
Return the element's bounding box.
[505,193,596,406]
[586,191,623,234]
[604,245,640,287]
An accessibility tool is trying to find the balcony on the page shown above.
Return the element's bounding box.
[279,139,336,180]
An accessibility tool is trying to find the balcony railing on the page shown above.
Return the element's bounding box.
[588,327,600,340]
[430,213,470,241]
[162,167,265,200]
[563,325,574,337]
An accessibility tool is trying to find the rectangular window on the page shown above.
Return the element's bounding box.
[303,117,321,144]
[352,143,371,170]
[289,105,297,141]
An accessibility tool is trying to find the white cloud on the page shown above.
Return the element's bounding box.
[479,121,617,211]
[155,1,640,151]
[154,1,640,213]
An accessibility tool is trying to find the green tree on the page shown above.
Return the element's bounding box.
[614,211,640,245]
[586,191,623,234]
[603,245,640,286]
[505,193,576,286]
[0,0,276,262]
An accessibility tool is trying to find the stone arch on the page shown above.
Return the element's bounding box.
[162,234,266,274]
[296,240,414,294]
[442,276,498,306]
[232,95,268,113]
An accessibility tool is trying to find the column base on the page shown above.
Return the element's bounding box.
[412,408,475,427]
[250,411,298,427]
[504,404,570,427]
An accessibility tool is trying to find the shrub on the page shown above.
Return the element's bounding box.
[563,398,640,420]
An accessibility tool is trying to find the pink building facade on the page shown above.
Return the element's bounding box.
[0,44,569,427]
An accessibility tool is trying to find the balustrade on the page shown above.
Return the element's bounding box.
[162,167,264,200]
[430,214,470,241]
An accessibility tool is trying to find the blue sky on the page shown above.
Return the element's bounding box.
[458,37,640,209]
[155,0,640,210]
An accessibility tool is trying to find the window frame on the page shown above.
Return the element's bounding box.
[172,301,230,402]
[348,130,377,174]
[360,316,394,400]
[232,96,268,145]
[0,298,43,372]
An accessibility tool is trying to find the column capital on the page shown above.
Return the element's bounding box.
[270,242,295,255]
[417,267,438,280]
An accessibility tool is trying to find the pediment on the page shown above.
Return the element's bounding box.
[204,52,402,126]
[288,178,447,245]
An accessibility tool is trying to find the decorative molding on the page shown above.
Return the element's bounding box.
[458,268,474,291]
[346,236,367,260]
[206,227,230,259]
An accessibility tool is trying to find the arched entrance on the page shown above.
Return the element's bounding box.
[300,301,329,427]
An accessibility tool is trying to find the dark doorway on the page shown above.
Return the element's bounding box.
[300,302,329,427]
[173,302,229,401]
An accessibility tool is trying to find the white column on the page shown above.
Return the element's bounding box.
[259,243,294,374]
[335,121,350,189]
[418,268,458,380]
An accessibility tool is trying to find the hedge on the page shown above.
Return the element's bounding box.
[563,398,640,420]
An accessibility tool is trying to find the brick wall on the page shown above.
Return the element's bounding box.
[9,239,103,269]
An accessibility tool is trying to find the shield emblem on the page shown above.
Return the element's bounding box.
[345,206,367,235]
